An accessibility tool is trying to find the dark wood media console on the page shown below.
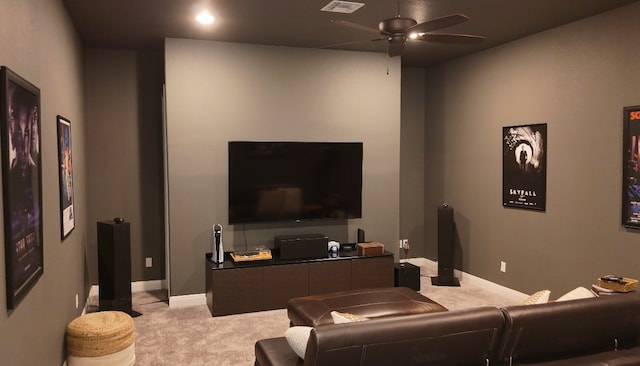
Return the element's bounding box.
[205,249,394,316]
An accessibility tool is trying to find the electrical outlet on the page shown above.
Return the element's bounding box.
[402,239,409,250]
[75,294,79,309]
[399,239,403,249]
[146,257,153,268]
[500,261,507,273]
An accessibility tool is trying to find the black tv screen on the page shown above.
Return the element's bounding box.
[228,141,363,224]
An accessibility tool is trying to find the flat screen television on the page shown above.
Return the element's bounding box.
[228,141,363,224]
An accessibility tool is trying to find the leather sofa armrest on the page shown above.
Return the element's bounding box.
[255,337,303,366]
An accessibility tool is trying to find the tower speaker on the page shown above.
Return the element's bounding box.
[431,204,460,286]
[357,228,365,243]
[97,219,133,314]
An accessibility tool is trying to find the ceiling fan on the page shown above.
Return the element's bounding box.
[328,4,485,57]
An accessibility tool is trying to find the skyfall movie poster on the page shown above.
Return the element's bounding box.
[503,123,547,211]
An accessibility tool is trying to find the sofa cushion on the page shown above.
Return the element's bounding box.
[556,287,596,302]
[330,311,369,324]
[522,289,550,305]
[284,326,312,359]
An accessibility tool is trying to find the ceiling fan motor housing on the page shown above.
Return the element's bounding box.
[379,17,417,35]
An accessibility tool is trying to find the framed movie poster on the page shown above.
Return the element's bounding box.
[57,115,75,238]
[0,66,43,309]
[502,123,547,211]
[622,105,640,228]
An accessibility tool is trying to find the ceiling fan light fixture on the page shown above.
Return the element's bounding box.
[195,11,215,25]
[329,9,482,58]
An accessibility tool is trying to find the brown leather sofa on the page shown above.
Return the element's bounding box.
[255,290,640,366]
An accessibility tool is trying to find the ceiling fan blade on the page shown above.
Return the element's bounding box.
[417,33,485,44]
[387,41,405,57]
[318,38,386,49]
[408,13,468,34]
[331,20,380,34]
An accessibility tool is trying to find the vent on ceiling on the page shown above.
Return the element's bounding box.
[321,1,365,14]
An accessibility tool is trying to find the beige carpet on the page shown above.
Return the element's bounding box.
[88,266,522,365]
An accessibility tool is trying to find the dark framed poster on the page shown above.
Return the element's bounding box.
[0,66,43,309]
[622,105,640,228]
[502,123,547,211]
[57,115,75,238]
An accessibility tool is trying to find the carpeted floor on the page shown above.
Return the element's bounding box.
[88,265,523,365]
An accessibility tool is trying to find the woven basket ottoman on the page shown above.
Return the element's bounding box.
[66,311,135,366]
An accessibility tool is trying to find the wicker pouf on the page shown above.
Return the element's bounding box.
[66,311,135,366]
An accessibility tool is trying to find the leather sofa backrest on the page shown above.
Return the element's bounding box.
[497,292,640,364]
[303,306,505,366]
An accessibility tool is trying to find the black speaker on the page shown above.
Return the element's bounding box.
[357,228,365,243]
[274,233,328,260]
[395,262,420,291]
[431,204,460,286]
[97,219,133,314]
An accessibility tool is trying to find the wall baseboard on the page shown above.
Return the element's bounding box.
[169,258,529,307]
[404,257,529,302]
[131,279,166,292]
[162,257,528,308]
[85,279,168,314]
[84,261,528,311]
[87,280,207,308]
[168,293,207,307]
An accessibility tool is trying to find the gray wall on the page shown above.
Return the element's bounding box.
[84,49,165,284]
[165,39,401,296]
[423,2,640,296]
[0,0,87,364]
[400,67,427,259]
[1,1,636,362]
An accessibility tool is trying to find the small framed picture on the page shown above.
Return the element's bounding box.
[57,115,75,238]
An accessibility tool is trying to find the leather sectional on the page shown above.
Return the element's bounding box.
[255,289,640,365]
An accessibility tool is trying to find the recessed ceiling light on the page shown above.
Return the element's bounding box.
[196,11,215,25]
